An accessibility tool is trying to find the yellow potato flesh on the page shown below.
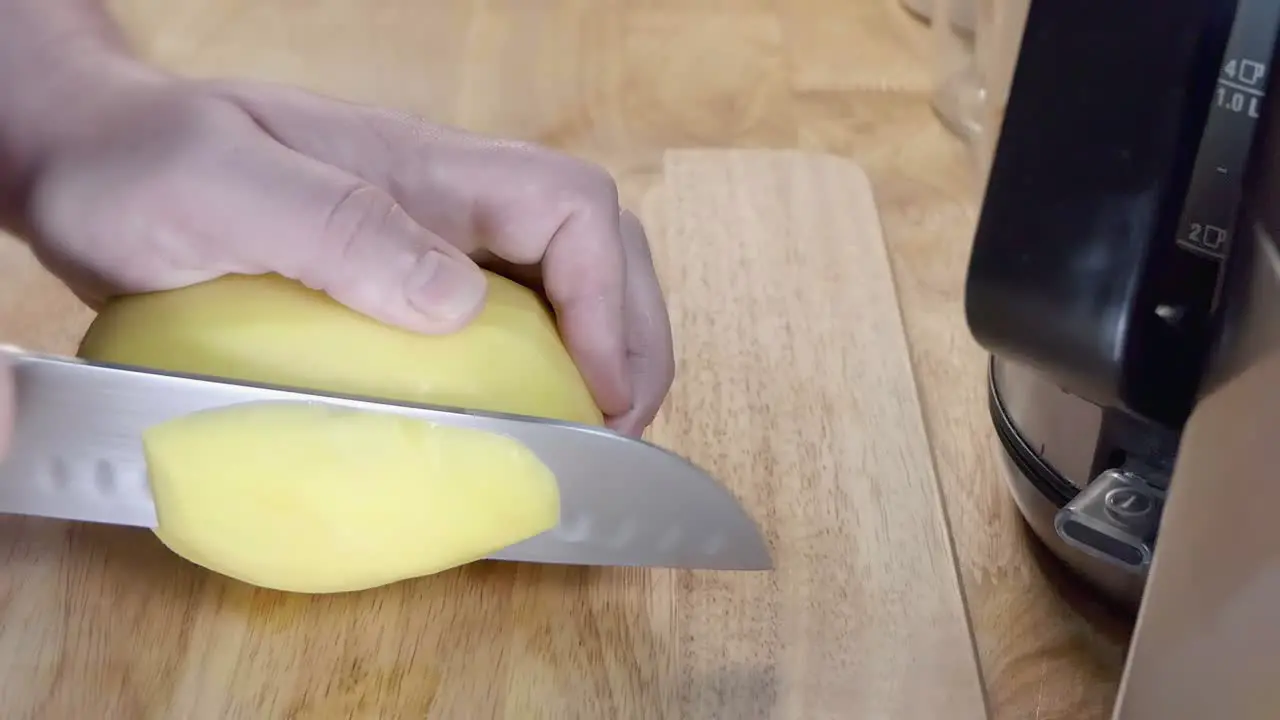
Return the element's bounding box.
[142,401,560,593]
[79,271,603,425]
[78,271,603,593]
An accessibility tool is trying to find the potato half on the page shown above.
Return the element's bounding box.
[78,271,601,593]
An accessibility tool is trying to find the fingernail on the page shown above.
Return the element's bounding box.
[407,251,487,324]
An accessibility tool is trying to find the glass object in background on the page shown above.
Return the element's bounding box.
[925,0,984,142]
[972,0,1032,187]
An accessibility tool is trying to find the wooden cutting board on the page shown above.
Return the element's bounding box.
[0,149,987,719]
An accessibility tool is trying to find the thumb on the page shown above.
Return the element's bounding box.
[300,184,489,334]
[239,148,488,335]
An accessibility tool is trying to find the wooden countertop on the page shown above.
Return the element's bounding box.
[0,1,1132,718]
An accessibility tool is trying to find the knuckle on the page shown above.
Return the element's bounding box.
[472,142,627,267]
[546,164,623,244]
[320,183,397,263]
[519,147,620,213]
[569,161,621,212]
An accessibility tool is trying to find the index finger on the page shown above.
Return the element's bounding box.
[608,210,675,437]
[540,199,632,419]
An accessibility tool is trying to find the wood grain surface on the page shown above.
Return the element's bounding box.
[0,148,988,717]
[0,0,1134,718]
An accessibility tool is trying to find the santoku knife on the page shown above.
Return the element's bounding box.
[0,346,772,571]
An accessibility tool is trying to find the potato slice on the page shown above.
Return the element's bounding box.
[142,401,560,593]
[79,271,601,593]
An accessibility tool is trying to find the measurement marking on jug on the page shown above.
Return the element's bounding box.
[1217,58,1269,117]
[1218,79,1264,96]
[1222,58,1267,87]
[1216,86,1263,116]
[1179,222,1229,259]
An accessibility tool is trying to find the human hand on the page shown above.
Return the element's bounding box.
[1,62,673,447]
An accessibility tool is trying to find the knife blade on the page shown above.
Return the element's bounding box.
[0,346,771,571]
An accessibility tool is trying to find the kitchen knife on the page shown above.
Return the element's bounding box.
[0,346,771,571]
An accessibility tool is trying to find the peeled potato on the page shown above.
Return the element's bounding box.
[79,271,603,425]
[78,271,602,593]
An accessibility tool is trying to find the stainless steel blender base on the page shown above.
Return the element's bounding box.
[987,358,1152,611]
